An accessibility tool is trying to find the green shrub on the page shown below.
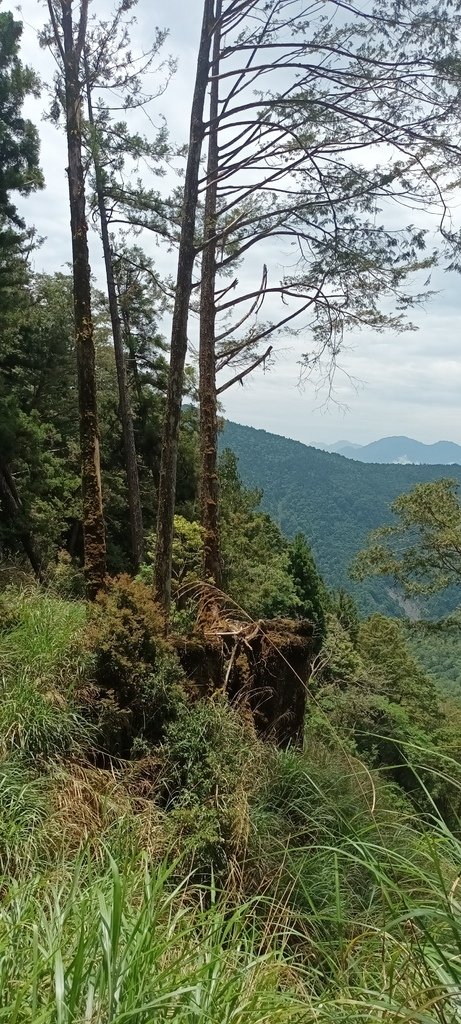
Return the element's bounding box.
[46,549,85,598]
[322,613,364,682]
[166,805,227,868]
[327,588,360,644]
[88,574,165,693]
[88,577,189,754]
[219,449,300,618]
[310,682,429,784]
[161,697,260,871]
[358,614,440,731]
[162,696,256,806]
[92,655,189,758]
[138,518,202,631]
[136,650,185,709]
[288,532,328,638]
[140,515,205,593]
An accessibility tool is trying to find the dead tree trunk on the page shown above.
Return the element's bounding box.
[199,0,222,586]
[49,0,107,599]
[154,0,215,614]
[84,54,144,572]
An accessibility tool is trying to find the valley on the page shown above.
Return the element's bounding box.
[222,420,461,618]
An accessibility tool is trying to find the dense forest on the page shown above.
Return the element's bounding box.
[2,2,461,1021]
[222,420,461,618]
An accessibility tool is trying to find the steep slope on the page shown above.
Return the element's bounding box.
[221,421,461,618]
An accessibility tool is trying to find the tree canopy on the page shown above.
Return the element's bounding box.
[0,12,42,227]
[351,479,461,598]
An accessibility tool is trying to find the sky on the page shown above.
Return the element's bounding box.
[13,0,461,447]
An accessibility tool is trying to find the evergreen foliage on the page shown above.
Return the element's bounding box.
[0,12,42,226]
[0,268,196,574]
[288,533,328,637]
[219,449,302,618]
[357,614,440,730]
[352,478,461,596]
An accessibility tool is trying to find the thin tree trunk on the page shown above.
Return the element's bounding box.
[61,0,106,600]
[199,0,222,586]
[67,517,81,558]
[120,304,143,404]
[84,54,144,571]
[0,459,43,579]
[154,0,215,615]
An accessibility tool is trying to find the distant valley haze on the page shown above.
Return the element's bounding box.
[311,436,461,465]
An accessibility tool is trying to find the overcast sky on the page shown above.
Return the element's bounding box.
[14,0,461,447]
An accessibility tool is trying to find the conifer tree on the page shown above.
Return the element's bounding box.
[45,0,106,598]
[0,10,44,575]
[194,0,461,585]
[80,2,170,570]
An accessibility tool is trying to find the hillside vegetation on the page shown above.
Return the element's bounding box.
[222,420,461,617]
[406,615,461,695]
[3,582,461,1023]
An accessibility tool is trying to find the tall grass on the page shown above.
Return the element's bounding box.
[2,804,461,1022]
[0,587,86,678]
[246,745,461,1022]
[1,587,461,1022]
[0,855,303,1023]
[0,588,90,757]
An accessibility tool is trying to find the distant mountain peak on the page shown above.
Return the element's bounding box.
[312,435,461,465]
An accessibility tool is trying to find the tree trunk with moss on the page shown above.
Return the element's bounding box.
[60,0,106,598]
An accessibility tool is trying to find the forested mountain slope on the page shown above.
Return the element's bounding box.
[221,421,461,617]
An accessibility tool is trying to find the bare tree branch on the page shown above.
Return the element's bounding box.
[216,345,273,393]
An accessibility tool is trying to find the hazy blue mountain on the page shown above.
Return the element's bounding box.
[314,436,461,464]
[221,421,461,619]
[313,440,362,456]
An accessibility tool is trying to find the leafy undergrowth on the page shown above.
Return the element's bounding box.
[1,586,461,1022]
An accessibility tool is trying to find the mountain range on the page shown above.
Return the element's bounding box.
[313,436,461,465]
[221,421,461,620]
